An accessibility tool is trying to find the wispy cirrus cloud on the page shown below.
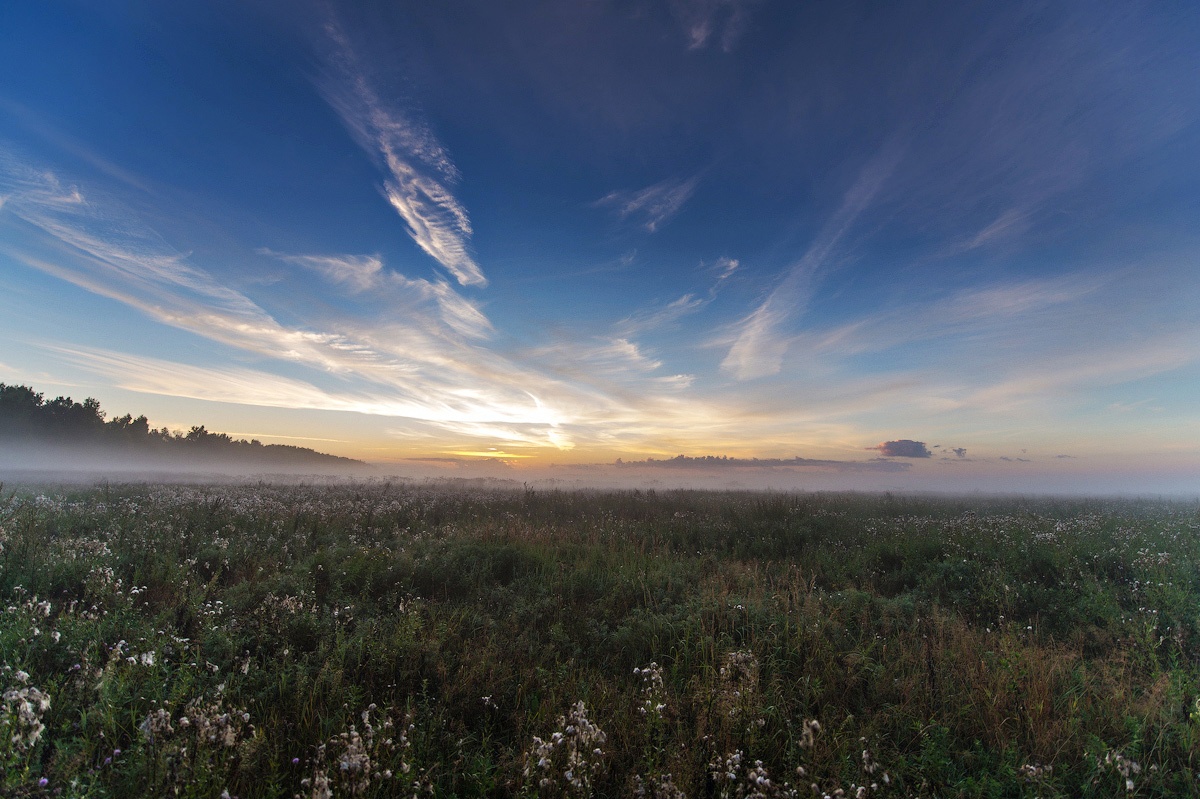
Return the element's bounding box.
[0,156,264,319]
[597,174,702,232]
[711,256,740,281]
[1109,399,1162,413]
[616,293,706,337]
[670,0,755,52]
[1,155,554,439]
[962,332,1200,413]
[954,206,1033,252]
[525,335,689,391]
[48,345,379,415]
[3,155,759,454]
[41,343,572,452]
[721,141,904,380]
[318,19,486,287]
[267,250,493,340]
[615,257,740,337]
[0,97,156,195]
[271,251,385,293]
[792,272,1108,359]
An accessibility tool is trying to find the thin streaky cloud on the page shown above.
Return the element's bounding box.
[959,206,1032,251]
[963,333,1200,412]
[712,256,740,280]
[5,162,747,453]
[3,166,515,415]
[269,251,385,293]
[318,18,486,287]
[794,272,1109,358]
[1,159,261,317]
[1108,400,1162,413]
[319,22,457,181]
[597,174,702,232]
[46,343,572,449]
[224,432,348,443]
[717,270,808,380]
[721,141,904,380]
[701,256,741,300]
[47,344,387,415]
[44,341,740,454]
[0,98,156,194]
[526,337,664,381]
[616,293,706,336]
[13,231,865,459]
[426,280,493,340]
[268,249,494,339]
[671,0,753,52]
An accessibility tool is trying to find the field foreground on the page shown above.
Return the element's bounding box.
[2,482,1199,797]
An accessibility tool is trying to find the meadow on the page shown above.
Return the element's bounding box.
[1,481,1198,797]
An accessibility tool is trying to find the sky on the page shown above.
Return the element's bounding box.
[1,0,1199,493]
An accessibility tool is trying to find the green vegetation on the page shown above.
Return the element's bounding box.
[0,383,362,468]
[2,482,1199,797]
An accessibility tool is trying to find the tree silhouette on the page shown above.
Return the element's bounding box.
[0,382,362,467]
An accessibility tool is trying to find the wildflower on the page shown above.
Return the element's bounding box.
[523,701,606,794]
[138,708,174,742]
[3,680,51,751]
[636,662,667,719]
[799,719,820,749]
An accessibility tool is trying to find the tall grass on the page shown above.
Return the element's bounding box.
[1,482,1198,796]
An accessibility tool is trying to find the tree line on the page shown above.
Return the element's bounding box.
[0,383,362,466]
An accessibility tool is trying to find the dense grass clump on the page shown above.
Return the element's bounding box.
[1,482,1199,797]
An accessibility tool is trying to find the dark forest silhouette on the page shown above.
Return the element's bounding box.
[0,383,362,468]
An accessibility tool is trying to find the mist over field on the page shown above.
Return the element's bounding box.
[2,446,1195,499]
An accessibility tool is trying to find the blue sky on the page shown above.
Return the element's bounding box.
[2,0,1199,491]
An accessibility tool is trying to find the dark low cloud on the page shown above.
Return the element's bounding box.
[950,447,967,458]
[867,439,933,458]
[611,454,911,473]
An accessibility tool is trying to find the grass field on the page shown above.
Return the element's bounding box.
[1,481,1199,797]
